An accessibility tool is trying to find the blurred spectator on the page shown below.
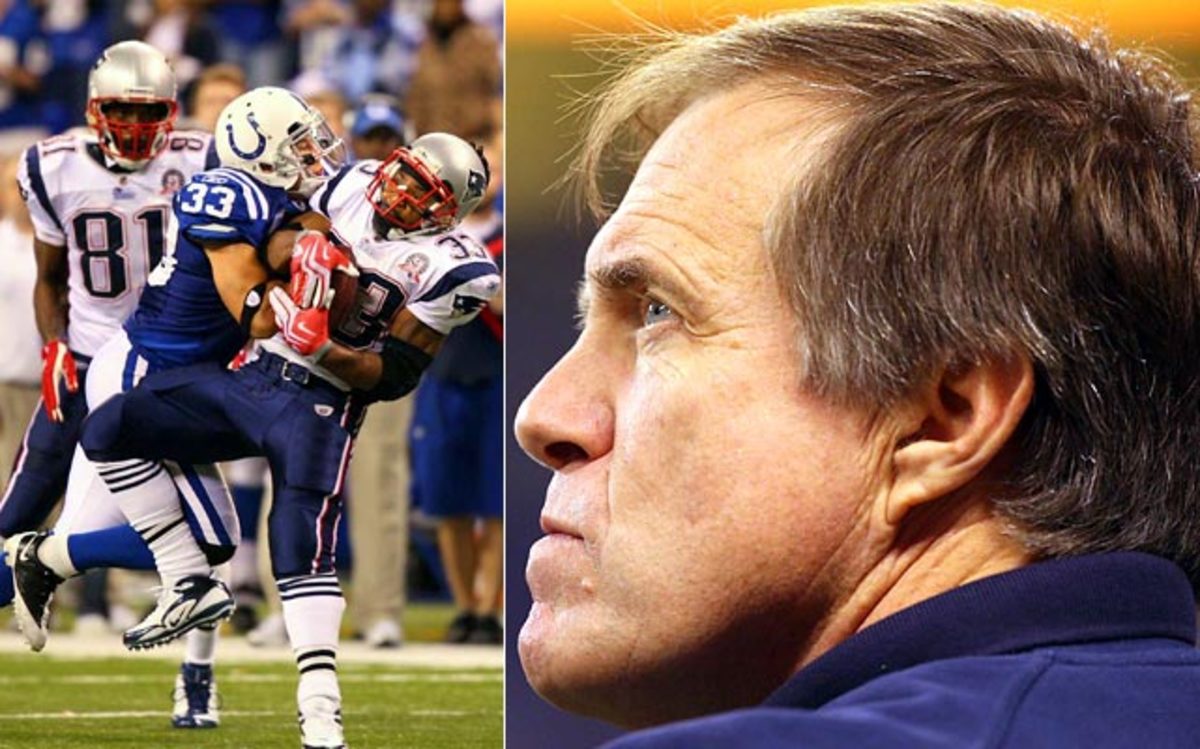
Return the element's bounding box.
[314,0,421,104]
[0,153,43,488]
[347,384,413,648]
[184,62,246,131]
[413,111,503,644]
[39,0,108,133]
[463,0,501,43]
[348,95,406,160]
[404,0,499,137]
[307,87,347,140]
[284,0,350,73]
[142,0,219,94]
[209,0,290,87]
[0,0,50,143]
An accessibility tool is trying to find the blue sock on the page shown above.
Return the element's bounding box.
[233,484,264,542]
[0,552,12,606]
[67,524,155,571]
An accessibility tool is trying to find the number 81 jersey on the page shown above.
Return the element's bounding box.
[17,131,215,358]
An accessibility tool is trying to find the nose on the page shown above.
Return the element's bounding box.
[515,338,615,471]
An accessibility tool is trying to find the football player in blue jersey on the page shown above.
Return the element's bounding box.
[4,86,344,728]
[67,133,499,749]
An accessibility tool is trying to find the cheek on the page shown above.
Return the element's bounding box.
[603,348,870,624]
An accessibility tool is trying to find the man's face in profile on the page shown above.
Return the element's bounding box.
[515,84,886,727]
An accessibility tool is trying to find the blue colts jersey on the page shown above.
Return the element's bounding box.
[125,168,296,369]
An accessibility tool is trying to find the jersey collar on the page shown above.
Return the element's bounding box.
[765,552,1197,710]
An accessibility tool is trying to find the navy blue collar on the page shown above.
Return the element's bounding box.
[764,552,1197,710]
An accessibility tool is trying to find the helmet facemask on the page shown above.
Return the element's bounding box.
[367,148,458,240]
[87,98,178,169]
[274,112,347,197]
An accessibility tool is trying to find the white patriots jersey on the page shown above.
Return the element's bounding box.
[260,161,501,389]
[16,130,214,357]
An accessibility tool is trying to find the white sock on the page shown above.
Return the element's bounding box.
[99,459,209,587]
[36,534,78,578]
[280,574,345,705]
[297,667,340,707]
[184,627,218,665]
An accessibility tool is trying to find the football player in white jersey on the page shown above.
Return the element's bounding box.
[70,132,499,749]
[2,40,229,729]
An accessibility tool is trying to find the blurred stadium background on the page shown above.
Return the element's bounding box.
[0,0,503,746]
[505,1,1200,747]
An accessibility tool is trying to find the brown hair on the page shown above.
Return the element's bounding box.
[190,64,246,101]
[574,3,1200,583]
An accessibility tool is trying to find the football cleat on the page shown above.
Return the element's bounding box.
[5,531,64,652]
[299,695,347,749]
[172,662,220,728]
[123,575,234,651]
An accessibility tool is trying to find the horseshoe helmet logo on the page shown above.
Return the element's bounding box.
[226,111,267,160]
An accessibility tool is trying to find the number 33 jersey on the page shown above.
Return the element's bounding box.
[17,131,215,358]
[126,167,297,369]
[260,161,502,390]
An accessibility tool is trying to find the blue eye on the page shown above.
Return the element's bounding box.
[643,299,674,326]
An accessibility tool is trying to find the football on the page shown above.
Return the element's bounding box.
[329,247,361,331]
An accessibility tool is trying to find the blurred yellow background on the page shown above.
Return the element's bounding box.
[510,0,1200,40]
[507,1,1200,227]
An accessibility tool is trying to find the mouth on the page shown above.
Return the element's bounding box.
[539,513,584,540]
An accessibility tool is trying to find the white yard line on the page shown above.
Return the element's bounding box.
[0,672,500,686]
[0,630,503,669]
[0,709,491,720]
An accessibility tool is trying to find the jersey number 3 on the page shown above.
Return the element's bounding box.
[72,208,167,298]
[178,183,237,219]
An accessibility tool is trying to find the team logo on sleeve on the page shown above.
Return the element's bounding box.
[161,169,185,195]
[452,294,486,315]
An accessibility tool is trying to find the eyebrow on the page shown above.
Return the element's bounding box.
[575,257,653,321]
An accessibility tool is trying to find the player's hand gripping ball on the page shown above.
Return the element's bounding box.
[270,287,334,361]
[290,231,357,309]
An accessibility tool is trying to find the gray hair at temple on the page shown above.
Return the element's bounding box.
[571,3,1200,584]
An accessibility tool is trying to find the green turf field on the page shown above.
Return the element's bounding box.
[0,654,501,748]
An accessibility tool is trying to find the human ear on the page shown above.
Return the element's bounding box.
[886,354,1034,525]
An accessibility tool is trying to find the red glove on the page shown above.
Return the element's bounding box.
[41,339,78,423]
[269,287,333,361]
[290,231,357,310]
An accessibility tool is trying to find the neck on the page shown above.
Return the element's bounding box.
[793,495,1034,672]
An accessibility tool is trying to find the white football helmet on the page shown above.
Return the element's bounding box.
[86,40,178,170]
[367,132,489,240]
[215,87,346,196]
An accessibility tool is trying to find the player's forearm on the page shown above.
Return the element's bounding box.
[249,280,286,338]
[319,315,443,391]
[208,241,277,335]
[33,278,68,343]
[318,345,384,390]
